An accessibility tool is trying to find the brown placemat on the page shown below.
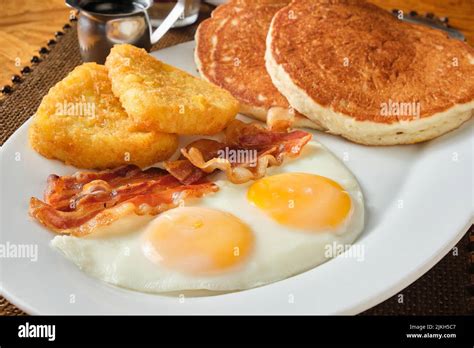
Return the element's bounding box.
[0,5,472,316]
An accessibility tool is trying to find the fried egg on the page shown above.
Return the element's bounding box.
[51,140,364,293]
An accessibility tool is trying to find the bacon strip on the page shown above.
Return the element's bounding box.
[45,165,171,210]
[31,121,311,235]
[165,120,312,184]
[30,165,218,236]
[164,139,226,185]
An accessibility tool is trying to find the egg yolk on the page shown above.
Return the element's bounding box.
[141,207,254,275]
[247,173,351,231]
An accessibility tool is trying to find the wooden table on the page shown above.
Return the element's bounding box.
[0,0,71,89]
[0,0,473,88]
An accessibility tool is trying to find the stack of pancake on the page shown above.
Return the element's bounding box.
[195,0,474,145]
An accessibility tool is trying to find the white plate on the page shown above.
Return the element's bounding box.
[0,41,473,315]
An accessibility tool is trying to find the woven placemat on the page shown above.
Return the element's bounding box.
[0,5,472,316]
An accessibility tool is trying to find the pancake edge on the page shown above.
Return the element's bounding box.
[194,21,324,131]
[265,16,474,145]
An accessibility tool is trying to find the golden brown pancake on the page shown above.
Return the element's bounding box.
[266,0,474,145]
[195,0,323,130]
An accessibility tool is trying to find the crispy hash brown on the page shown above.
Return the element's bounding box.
[29,63,178,169]
[105,44,239,135]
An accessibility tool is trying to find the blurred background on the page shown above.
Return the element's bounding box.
[0,0,473,89]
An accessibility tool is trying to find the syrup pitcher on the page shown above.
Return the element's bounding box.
[66,0,186,63]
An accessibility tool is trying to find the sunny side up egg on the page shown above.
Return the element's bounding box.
[51,140,365,293]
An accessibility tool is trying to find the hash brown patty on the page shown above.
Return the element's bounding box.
[29,63,178,169]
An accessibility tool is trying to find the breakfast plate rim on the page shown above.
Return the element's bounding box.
[0,41,473,315]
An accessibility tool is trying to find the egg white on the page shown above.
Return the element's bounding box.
[51,141,365,293]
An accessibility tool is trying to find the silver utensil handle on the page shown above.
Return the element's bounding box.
[150,0,186,44]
